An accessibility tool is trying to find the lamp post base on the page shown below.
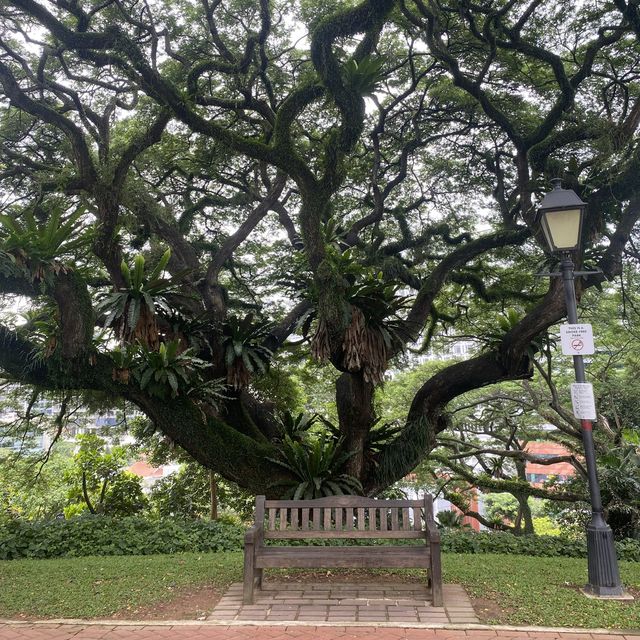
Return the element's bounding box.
[580,587,634,600]
[582,523,627,598]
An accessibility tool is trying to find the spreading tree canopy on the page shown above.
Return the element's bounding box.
[1,0,640,495]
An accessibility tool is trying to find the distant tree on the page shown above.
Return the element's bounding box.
[384,285,640,537]
[64,434,147,517]
[149,461,254,521]
[0,445,73,522]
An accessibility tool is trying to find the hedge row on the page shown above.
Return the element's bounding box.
[1,516,639,561]
[0,516,245,560]
[440,530,640,561]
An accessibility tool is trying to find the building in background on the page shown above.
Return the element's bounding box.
[525,441,576,486]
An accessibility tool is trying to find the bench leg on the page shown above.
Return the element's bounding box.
[256,567,263,589]
[430,543,443,607]
[243,544,255,604]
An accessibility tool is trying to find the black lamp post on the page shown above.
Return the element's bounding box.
[537,179,624,597]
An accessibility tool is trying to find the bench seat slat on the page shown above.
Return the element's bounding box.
[256,546,430,569]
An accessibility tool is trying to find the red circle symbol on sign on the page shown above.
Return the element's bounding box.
[571,338,584,351]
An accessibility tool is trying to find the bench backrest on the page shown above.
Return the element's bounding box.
[254,495,435,539]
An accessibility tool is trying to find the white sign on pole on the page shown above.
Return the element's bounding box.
[560,324,595,356]
[570,383,597,420]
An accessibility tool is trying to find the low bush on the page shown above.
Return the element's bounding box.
[440,530,640,561]
[0,516,244,560]
[2,516,639,561]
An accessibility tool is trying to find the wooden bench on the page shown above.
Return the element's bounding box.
[243,495,442,606]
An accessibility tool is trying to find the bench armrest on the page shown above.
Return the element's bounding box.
[245,524,264,546]
[425,520,441,544]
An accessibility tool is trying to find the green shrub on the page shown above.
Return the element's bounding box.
[440,530,640,562]
[0,516,244,560]
[2,517,639,562]
[533,516,561,536]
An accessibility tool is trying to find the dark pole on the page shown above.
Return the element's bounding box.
[560,252,624,597]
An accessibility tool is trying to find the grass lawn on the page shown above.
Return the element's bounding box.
[0,552,243,619]
[442,554,640,629]
[0,552,638,629]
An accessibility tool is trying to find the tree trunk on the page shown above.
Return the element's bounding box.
[209,470,218,521]
[515,460,534,535]
[512,496,535,535]
[336,372,376,482]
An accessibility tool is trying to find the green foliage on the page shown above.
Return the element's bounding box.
[109,340,222,401]
[103,472,149,516]
[268,434,362,499]
[64,434,146,517]
[481,308,550,356]
[135,340,211,399]
[0,447,74,522]
[483,493,520,522]
[377,359,447,424]
[0,205,86,282]
[3,0,640,504]
[149,462,254,521]
[599,438,640,539]
[340,55,386,96]
[220,314,274,389]
[483,494,545,524]
[436,510,470,530]
[439,530,640,561]
[0,516,244,560]
[275,411,320,442]
[346,276,412,345]
[543,436,640,541]
[533,516,561,536]
[97,249,181,347]
[2,515,640,564]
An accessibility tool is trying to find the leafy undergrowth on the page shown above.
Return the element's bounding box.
[0,551,638,629]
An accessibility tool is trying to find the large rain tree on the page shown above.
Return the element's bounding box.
[1,0,640,495]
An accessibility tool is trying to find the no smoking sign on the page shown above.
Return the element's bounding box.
[560,324,595,356]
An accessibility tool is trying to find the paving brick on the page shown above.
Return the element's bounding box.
[404,630,439,638]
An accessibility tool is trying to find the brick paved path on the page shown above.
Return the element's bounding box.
[0,624,639,640]
[209,582,477,624]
